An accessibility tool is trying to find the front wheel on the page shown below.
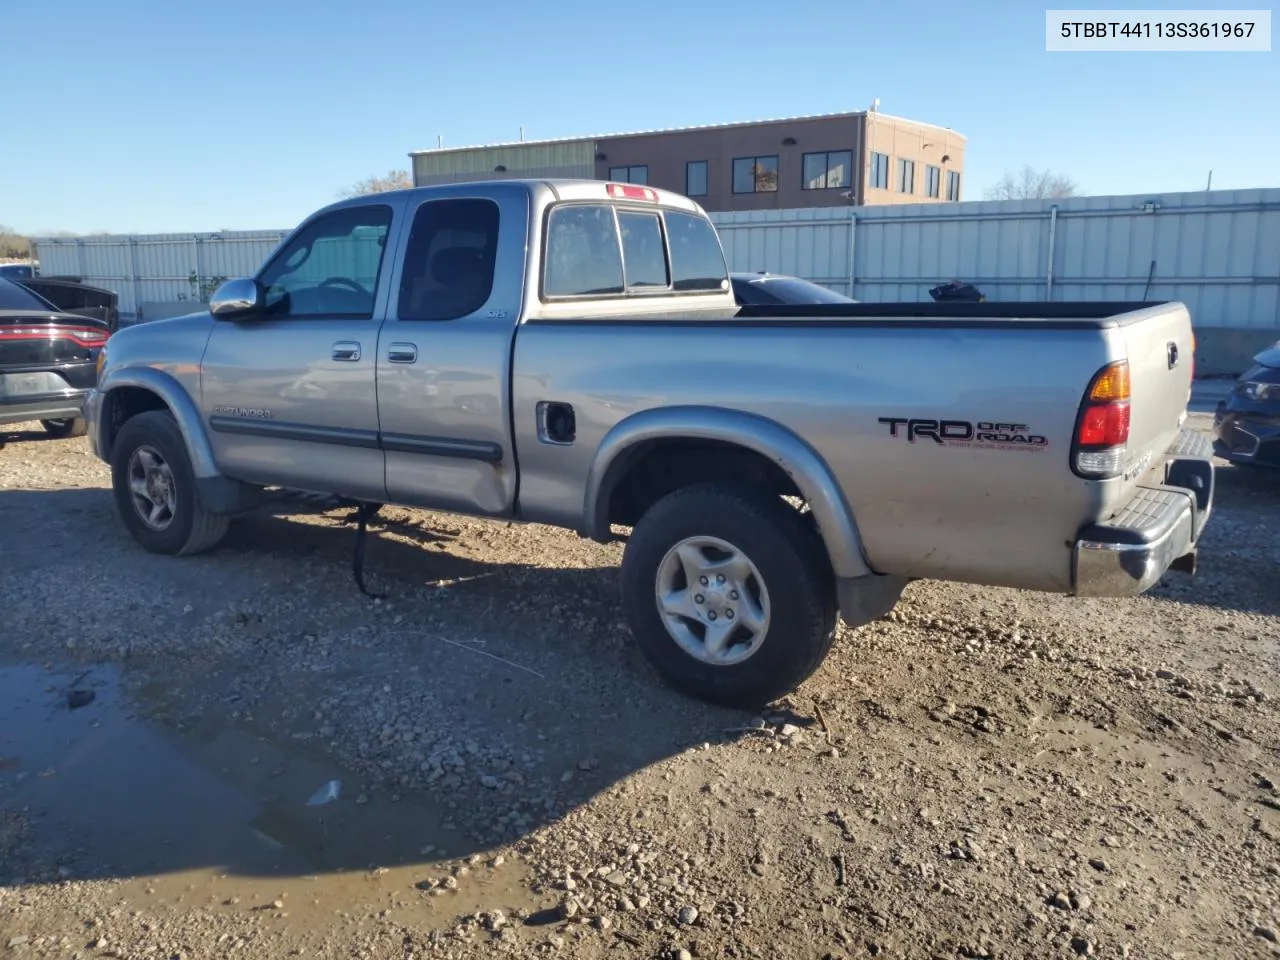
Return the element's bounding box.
[110,410,229,556]
[41,417,87,439]
[620,483,837,709]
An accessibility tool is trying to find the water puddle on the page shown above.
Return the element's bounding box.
[0,663,534,933]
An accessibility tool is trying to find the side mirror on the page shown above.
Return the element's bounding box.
[209,278,264,320]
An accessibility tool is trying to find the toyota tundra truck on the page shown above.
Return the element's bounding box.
[85,179,1214,708]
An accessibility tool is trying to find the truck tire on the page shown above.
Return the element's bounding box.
[620,483,838,709]
[41,417,88,439]
[110,410,229,556]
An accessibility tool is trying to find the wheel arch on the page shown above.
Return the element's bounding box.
[583,405,874,580]
[97,367,219,479]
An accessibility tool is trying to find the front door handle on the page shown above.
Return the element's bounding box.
[332,341,362,362]
[387,342,418,364]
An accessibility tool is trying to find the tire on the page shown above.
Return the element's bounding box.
[110,410,229,556]
[620,483,838,709]
[41,417,88,439]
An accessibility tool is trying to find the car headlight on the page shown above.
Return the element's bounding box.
[95,343,108,381]
[1237,380,1280,401]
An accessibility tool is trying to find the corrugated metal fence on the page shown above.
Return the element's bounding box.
[32,187,1280,335]
[714,187,1280,334]
[31,230,289,319]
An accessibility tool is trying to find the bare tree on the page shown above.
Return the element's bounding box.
[340,169,413,198]
[0,225,30,259]
[984,166,1080,201]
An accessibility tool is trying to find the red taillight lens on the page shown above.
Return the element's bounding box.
[0,325,110,348]
[1074,360,1131,478]
[1078,402,1131,447]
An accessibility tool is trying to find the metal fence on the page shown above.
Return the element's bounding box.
[31,187,1280,335]
[31,230,289,319]
[714,187,1280,333]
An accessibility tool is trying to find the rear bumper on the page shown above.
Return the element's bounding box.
[0,389,90,427]
[1072,428,1214,598]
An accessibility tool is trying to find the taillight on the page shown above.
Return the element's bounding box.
[0,325,110,348]
[1073,360,1131,478]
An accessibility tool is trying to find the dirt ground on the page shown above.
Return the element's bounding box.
[2,412,1279,960]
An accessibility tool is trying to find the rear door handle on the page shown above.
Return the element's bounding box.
[332,341,362,362]
[387,342,418,364]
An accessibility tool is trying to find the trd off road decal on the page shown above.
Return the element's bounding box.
[878,418,1048,451]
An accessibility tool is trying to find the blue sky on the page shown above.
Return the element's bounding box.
[1,0,1275,235]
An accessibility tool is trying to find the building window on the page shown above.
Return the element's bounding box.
[947,170,961,201]
[925,165,941,199]
[870,151,890,190]
[609,165,648,185]
[896,158,915,194]
[686,160,708,197]
[802,151,852,190]
[732,156,779,194]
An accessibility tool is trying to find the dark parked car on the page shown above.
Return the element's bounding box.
[730,271,855,306]
[0,277,110,447]
[0,263,35,281]
[1214,339,1280,469]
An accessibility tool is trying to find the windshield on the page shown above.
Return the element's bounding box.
[746,276,853,304]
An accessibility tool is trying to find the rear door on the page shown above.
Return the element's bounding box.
[200,203,396,501]
[374,185,528,515]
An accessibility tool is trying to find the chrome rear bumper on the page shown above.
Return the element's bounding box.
[1072,429,1214,598]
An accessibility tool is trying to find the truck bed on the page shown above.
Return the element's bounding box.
[514,299,1195,593]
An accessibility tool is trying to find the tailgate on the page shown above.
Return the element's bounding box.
[1120,303,1194,474]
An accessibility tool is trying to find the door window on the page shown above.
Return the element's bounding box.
[258,205,393,318]
[397,199,500,321]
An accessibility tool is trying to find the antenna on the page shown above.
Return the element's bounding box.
[519,126,525,142]
[871,97,880,112]
[1205,169,1213,190]
[437,134,442,149]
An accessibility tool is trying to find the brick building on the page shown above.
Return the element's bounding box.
[409,109,966,212]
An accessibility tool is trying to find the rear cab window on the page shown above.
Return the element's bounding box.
[542,200,728,300]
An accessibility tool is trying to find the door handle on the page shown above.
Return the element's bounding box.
[387,342,418,364]
[332,341,362,362]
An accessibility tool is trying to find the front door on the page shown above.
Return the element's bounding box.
[201,202,397,502]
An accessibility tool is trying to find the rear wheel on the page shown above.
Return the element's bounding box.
[620,483,837,709]
[41,417,87,439]
[110,410,229,556]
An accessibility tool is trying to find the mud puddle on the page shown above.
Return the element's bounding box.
[0,663,535,934]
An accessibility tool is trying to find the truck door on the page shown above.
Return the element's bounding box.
[200,203,395,502]
[374,188,526,515]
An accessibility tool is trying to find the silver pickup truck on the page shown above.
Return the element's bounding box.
[86,179,1214,708]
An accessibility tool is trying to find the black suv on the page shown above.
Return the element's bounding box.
[0,277,110,446]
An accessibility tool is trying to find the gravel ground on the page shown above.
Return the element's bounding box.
[2,413,1279,960]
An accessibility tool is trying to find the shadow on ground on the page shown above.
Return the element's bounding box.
[2,455,1275,895]
[0,485,752,897]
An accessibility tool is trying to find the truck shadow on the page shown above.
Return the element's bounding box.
[0,485,756,900]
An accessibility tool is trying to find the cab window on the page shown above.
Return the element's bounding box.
[258,205,392,318]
